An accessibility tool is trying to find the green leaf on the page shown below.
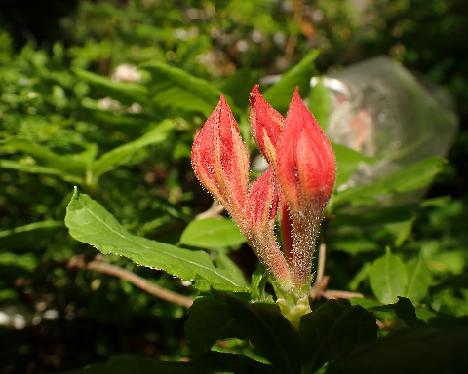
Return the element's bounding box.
[214,253,248,288]
[327,324,468,374]
[64,189,248,291]
[91,121,174,178]
[0,159,83,184]
[333,157,445,207]
[405,255,433,304]
[264,51,319,113]
[74,68,148,104]
[2,138,97,176]
[299,299,377,371]
[184,295,243,356]
[309,78,332,130]
[179,217,246,248]
[141,61,221,116]
[0,220,64,251]
[370,248,408,304]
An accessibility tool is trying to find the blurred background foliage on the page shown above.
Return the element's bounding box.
[0,0,467,372]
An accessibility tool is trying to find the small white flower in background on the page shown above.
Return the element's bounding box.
[112,64,141,83]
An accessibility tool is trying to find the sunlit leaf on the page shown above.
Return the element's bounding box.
[64,189,248,292]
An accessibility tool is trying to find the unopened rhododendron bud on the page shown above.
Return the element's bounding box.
[191,95,250,225]
[277,88,335,212]
[191,86,335,297]
[192,96,291,286]
[249,85,285,164]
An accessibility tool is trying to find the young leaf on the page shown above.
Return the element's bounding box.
[370,248,408,304]
[179,217,246,248]
[264,51,319,113]
[64,189,248,292]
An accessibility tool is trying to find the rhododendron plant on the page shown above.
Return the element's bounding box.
[192,86,336,317]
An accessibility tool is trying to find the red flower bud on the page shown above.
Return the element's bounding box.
[249,85,285,164]
[276,88,335,211]
[246,167,291,285]
[191,96,250,223]
[274,88,336,288]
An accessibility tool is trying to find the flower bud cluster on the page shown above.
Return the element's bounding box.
[192,86,336,294]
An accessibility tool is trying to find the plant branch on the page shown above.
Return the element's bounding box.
[68,256,193,308]
[310,243,364,301]
[196,200,224,219]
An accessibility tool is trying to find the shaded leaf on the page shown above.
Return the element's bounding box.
[184,295,243,356]
[327,324,468,374]
[0,220,64,251]
[222,293,301,374]
[299,299,377,371]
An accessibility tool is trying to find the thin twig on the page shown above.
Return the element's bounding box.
[323,289,364,300]
[285,0,303,60]
[68,256,193,308]
[316,242,327,284]
[196,200,224,219]
[310,243,365,300]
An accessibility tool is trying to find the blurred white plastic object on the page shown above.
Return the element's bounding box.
[314,56,458,194]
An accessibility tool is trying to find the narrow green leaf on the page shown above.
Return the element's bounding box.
[370,248,408,304]
[64,189,248,291]
[405,255,432,304]
[309,78,332,130]
[333,157,445,207]
[74,68,148,104]
[179,217,246,248]
[0,159,83,184]
[264,51,319,113]
[91,121,174,178]
[2,138,97,176]
[0,220,64,250]
[141,61,221,115]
